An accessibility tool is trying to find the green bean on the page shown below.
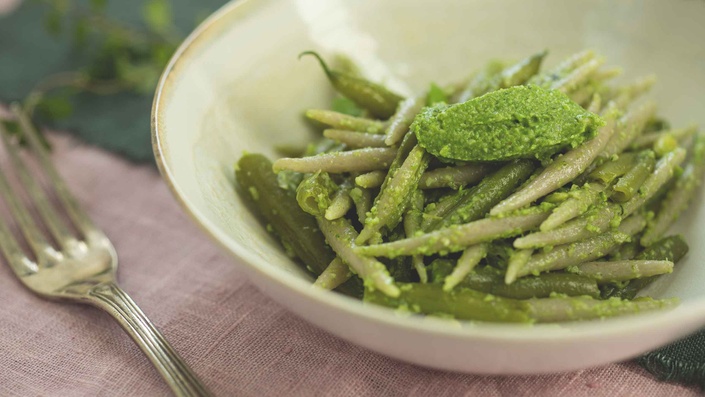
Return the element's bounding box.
[443,244,489,291]
[404,190,428,283]
[356,208,551,258]
[305,109,386,133]
[591,67,623,83]
[609,240,641,261]
[612,235,689,299]
[384,96,425,145]
[461,267,600,299]
[323,129,387,148]
[569,85,596,106]
[417,163,495,190]
[499,50,547,88]
[586,93,602,113]
[490,107,618,215]
[235,154,335,276]
[642,134,705,245]
[428,259,455,283]
[296,171,337,217]
[318,217,399,297]
[454,60,506,103]
[530,49,595,87]
[653,134,678,157]
[273,147,397,173]
[300,51,403,119]
[589,153,638,184]
[602,101,657,158]
[364,283,533,323]
[357,144,430,244]
[631,125,697,150]
[349,186,373,224]
[518,148,686,249]
[540,182,606,231]
[355,171,386,188]
[525,296,677,323]
[611,150,655,202]
[612,75,656,109]
[314,257,352,290]
[551,57,605,93]
[515,214,646,278]
[428,160,536,230]
[568,260,673,284]
[325,180,353,220]
[504,249,533,285]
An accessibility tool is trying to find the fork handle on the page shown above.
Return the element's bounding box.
[88,282,212,397]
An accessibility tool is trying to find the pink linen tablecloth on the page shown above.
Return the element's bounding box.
[0,133,701,397]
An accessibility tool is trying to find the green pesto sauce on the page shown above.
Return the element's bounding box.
[412,85,604,162]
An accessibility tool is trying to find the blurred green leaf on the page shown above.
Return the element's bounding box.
[44,9,63,36]
[142,0,173,34]
[72,16,89,48]
[332,97,363,117]
[36,94,74,120]
[89,0,107,12]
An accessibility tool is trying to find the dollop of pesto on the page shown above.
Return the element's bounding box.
[412,85,604,162]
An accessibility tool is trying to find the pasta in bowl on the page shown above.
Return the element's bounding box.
[152,0,705,373]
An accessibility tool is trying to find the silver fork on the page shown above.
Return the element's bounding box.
[0,104,212,397]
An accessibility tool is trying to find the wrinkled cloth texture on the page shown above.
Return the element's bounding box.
[0,131,701,397]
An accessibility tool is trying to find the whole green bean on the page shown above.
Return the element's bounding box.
[567,260,674,284]
[642,134,705,245]
[364,283,532,323]
[325,180,353,220]
[384,96,425,145]
[540,182,606,231]
[323,129,387,148]
[273,147,397,173]
[490,107,617,215]
[530,49,595,87]
[499,50,547,88]
[428,160,536,230]
[516,214,646,278]
[443,244,488,291]
[314,257,352,290]
[318,217,399,297]
[525,296,677,323]
[460,267,600,299]
[305,109,386,133]
[504,249,533,285]
[404,190,428,283]
[602,101,657,158]
[551,57,604,93]
[611,150,655,202]
[356,208,551,258]
[349,186,373,224]
[236,154,335,275]
[417,163,495,190]
[300,51,403,119]
[589,152,638,184]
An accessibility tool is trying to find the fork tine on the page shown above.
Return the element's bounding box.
[0,123,81,252]
[0,137,60,264]
[11,104,101,240]
[0,213,38,276]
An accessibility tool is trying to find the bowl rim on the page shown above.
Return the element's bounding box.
[151,0,705,342]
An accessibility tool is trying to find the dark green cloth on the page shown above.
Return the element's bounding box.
[0,0,227,162]
[1,1,705,390]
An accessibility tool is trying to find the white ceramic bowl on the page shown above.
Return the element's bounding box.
[152,0,705,374]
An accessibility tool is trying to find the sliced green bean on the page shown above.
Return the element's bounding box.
[642,134,705,245]
[443,244,488,291]
[611,150,655,202]
[490,107,618,215]
[602,101,657,158]
[516,214,646,278]
[404,190,428,283]
[364,283,532,323]
[357,144,430,244]
[349,186,373,224]
[384,96,425,145]
[567,260,673,283]
[323,129,387,148]
[589,152,638,184]
[236,154,334,276]
[314,257,352,290]
[356,209,551,258]
[300,51,403,119]
[461,268,600,299]
[295,171,337,217]
[427,160,536,230]
[273,147,397,173]
[325,180,353,220]
[418,163,495,190]
[318,217,399,297]
[540,182,606,231]
[631,125,698,150]
[612,235,689,299]
[305,109,386,133]
[504,249,533,285]
[525,296,677,323]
